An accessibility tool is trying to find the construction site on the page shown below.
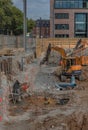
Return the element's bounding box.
[0,38,88,130]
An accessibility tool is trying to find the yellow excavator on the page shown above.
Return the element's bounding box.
[40,44,83,81]
[51,46,83,81]
[52,39,88,81]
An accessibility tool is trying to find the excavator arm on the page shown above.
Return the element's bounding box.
[51,46,66,57]
[40,45,66,65]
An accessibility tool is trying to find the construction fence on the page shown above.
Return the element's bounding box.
[36,38,88,57]
[0,35,36,49]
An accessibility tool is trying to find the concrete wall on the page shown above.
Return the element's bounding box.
[36,38,88,57]
[0,35,35,49]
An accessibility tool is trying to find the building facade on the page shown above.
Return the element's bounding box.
[32,19,50,38]
[50,0,88,38]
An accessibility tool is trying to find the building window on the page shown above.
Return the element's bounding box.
[55,13,69,19]
[75,34,87,37]
[75,14,86,22]
[55,34,69,38]
[54,0,88,9]
[75,24,86,32]
[55,24,69,30]
[75,13,87,37]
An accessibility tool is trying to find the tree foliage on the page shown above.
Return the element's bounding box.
[11,6,23,35]
[0,0,13,34]
[27,19,35,33]
[0,0,35,35]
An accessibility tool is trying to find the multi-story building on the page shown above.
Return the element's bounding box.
[50,0,88,38]
[32,19,50,38]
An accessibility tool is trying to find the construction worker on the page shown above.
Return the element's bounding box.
[12,80,21,102]
[13,80,21,93]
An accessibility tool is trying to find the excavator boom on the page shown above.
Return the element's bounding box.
[51,46,66,57]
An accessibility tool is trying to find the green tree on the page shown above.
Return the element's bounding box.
[11,6,23,35]
[0,0,13,33]
[27,19,35,33]
[0,0,35,35]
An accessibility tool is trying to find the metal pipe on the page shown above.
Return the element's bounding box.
[23,0,27,51]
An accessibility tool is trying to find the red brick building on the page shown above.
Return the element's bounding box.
[50,0,88,38]
[32,19,50,38]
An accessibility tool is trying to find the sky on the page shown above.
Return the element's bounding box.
[12,0,50,20]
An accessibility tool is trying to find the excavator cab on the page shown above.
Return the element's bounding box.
[63,57,76,70]
[60,57,82,81]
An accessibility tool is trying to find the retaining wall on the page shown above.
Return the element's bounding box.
[36,38,88,57]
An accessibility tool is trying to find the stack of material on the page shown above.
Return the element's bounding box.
[71,39,88,57]
[0,48,14,56]
[11,48,24,54]
[0,48,25,56]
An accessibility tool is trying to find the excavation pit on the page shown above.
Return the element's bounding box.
[9,92,70,117]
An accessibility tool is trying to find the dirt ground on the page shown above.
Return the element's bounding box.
[0,51,88,130]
